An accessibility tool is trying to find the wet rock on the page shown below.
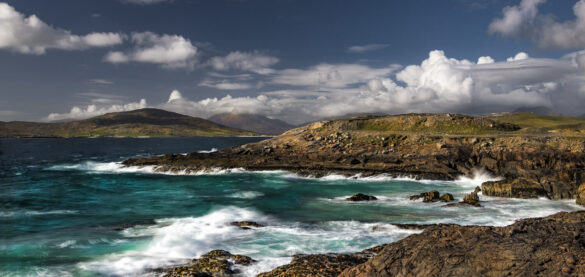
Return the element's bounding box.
[410,191,440,202]
[231,221,264,229]
[347,193,378,201]
[341,211,585,277]
[162,250,255,277]
[462,192,480,207]
[474,186,481,194]
[482,178,548,199]
[439,193,454,202]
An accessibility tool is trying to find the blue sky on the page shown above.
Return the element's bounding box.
[1,0,584,123]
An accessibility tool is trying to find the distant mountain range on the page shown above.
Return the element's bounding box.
[0,108,256,138]
[208,113,296,135]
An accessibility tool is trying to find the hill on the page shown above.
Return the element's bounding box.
[0,108,256,138]
[485,112,585,136]
[208,113,295,135]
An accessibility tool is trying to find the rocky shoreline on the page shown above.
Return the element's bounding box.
[124,114,585,276]
[124,114,585,206]
[158,211,585,276]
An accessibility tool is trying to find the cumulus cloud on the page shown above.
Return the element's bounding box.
[209,51,279,75]
[48,50,585,124]
[506,52,529,61]
[167,90,183,103]
[489,0,585,49]
[272,63,400,88]
[0,3,124,54]
[104,32,198,69]
[46,99,147,121]
[346,44,390,53]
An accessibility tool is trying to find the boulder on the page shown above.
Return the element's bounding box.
[462,192,480,207]
[474,186,481,194]
[231,221,265,229]
[162,250,255,277]
[439,193,454,202]
[410,191,440,202]
[347,193,378,201]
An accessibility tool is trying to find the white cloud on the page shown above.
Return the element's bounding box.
[489,0,585,49]
[346,44,390,53]
[272,63,399,88]
[209,51,279,75]
[167,90,183,103]
[48,50,585,124]
[198,80,253,90]
[0,3,124,54]
[104,32,198,69]
[46,99,147,121]
[477,56,495,64]
[506,52,529,61]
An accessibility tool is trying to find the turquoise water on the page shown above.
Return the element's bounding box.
[1,138,583,276]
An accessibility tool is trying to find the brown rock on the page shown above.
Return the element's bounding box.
[162,250,256,277]
[340,211,585,277]
[440,193,455,202]
[462,192,480,207]
[231,221,264,229]
[347,193,378,201]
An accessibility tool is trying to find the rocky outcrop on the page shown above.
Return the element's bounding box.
[340,211,585,277]
[462,192,480,206]
[347,193,378,201]
[122,113,585,205]
[255,212,585,277]
[410,191,455,203]
[162,250,255,277]
[231,221,264,229]
[440,193,454,202]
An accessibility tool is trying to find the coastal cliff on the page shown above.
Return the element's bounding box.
[124,113,585,204]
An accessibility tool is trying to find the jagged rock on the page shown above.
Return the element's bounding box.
[462,192,480,207]
[439,193,454,202]
[474,186,481,194]
[340,211,585,277]
[231,221,264,229]
[347,193,378,201]
[162,250,255,277]
[481,178,548,199]
[410,191,440,202]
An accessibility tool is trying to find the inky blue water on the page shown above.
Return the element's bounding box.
[1,138,583,276]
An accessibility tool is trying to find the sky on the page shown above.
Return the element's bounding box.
[0,0,584,124]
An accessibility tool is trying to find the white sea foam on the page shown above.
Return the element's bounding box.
[79,207,420,277]
[197,148,218,153]
[453,168,502,188]
[229,191,265,199]
[0,209,78,218]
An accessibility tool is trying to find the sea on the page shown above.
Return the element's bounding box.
[1,137,583,276]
